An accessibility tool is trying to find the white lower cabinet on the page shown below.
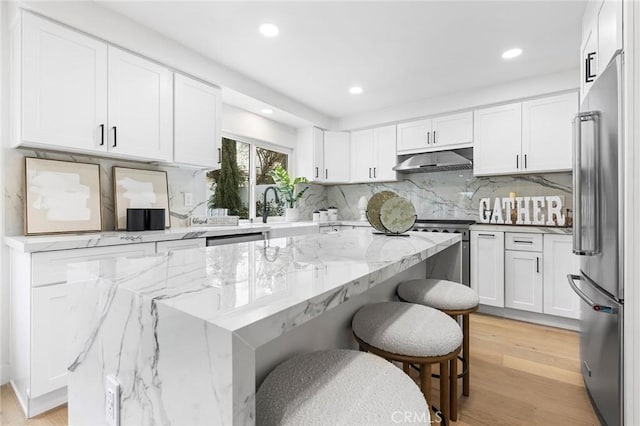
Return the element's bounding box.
[505,250,543,313]
[11,242,156,418]
[471,230,581,323]
[543,234,581,319]
[470,231,505,307]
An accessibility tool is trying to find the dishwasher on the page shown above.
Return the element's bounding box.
[206,232,265,246]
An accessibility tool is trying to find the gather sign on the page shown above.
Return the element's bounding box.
[478,195,566,226]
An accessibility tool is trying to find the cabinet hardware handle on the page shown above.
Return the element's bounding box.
[315,167,319,178]
[516,154,519,169]
[433,130,436,144]
[585,52,596,83]
[536,257,540,273]
[524,154,528,169]
[112,126,117,148]
[373,167,376,178]
[99,124,105,146]
[325,169,328,179]
[369,168,372,178]
[514,240,533,244]
[218,148,222,164]
[427,131,430,144]
[478,233,495,238]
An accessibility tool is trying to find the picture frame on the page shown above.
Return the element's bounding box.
[24,157,103,235]
[113,167,171,230]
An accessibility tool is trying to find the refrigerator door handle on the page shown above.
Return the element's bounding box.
[566,274,618,314]
[572,111,600,256]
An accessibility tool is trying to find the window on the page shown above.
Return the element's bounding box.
[207,136,290,221]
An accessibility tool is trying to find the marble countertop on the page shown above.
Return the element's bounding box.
[68,229,460,347]
[470,224,572,234]
[4,221,373,253]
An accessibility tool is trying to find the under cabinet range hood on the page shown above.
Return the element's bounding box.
[393,148,473,173]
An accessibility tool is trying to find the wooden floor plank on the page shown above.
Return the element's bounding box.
[0,314,598,425]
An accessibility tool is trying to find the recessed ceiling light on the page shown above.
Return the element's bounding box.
[259,23,279,37]
[261,108,273,114]
[502,48,523,59]
[349,86,363,95]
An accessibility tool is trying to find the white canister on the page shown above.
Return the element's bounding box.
[327,207,338,221]
[312,211,320,222]
[319,208,329,222]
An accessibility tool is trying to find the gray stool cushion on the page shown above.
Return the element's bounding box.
[398,278,479,311]
[352,302,462,357]
[256,349,429,426]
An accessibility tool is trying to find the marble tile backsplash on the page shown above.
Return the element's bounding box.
[323,170,573,221]
[4,148,207,236]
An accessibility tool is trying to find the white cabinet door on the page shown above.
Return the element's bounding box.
[156,238,206,253]
[397,119,431,153]
[597,0,622,72]
[323,131,350,183]
[19,13,108,152]
[350,129,374,182]
[543,234,581,319]
[313,127,325,182]
[431,112,473,149]
[174,73,221,168]
[296,127,324,182]
[471,231,505,307]
[580,17,598,100]
[107,46,172,161]
[505,250,543,313]
[31,284,69,398]
[473,103,522,176]
[522,92,578,173]
[372,125,397,182]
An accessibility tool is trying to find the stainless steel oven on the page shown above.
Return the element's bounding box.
[411,219,475,286]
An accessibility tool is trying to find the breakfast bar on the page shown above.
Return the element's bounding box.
[66,229,461,425]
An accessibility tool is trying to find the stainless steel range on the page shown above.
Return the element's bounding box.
[411,219,475,286]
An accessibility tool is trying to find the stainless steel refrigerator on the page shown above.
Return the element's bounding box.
[568,52,624,426]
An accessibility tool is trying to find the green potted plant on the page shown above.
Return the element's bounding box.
[268,165,309,221]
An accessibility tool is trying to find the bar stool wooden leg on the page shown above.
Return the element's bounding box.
[420,363,432,404]
[402,362,410,374]
[450,353,458,421]
[440,360,450,421]
[463,313,470,397]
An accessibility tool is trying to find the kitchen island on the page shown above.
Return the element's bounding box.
[66,228,461,425]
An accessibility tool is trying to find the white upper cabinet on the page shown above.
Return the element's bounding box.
[174,73,222,168]
[17,13,108,152]
[430,112,473,149]
[473,102,522,176]
[107,46,173,162]
[323,131,350,183]
[397,112,472,154]
[474,93,577,176]
[397,119,431,152]
[580,0,622,101]
[350,125,397,183]
[296,127,325,182]
[521,92,578,173]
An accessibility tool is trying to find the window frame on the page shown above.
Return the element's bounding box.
[221,131,292,221]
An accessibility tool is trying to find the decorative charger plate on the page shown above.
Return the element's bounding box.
[379,196,417,234]
[366,191,398,232]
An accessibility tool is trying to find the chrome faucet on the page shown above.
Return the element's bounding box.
[262,186,280,223]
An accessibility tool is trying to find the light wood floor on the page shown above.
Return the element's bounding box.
[0,314,598,425]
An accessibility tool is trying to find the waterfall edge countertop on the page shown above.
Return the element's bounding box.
[66,229,461,425]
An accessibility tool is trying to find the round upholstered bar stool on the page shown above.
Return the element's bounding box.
[352,302,462,422]
[256,349,430,425]
[397,278,479,410]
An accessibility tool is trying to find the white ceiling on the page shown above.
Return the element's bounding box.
[99,1,585,122]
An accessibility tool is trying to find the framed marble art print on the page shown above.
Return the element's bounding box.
[24,158,103,235]
[113,167,171,230]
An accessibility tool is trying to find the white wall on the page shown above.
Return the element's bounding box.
[337,68,579,130]
[15,0,332,129]
[0,0,8,385]
[222,104,297,150]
